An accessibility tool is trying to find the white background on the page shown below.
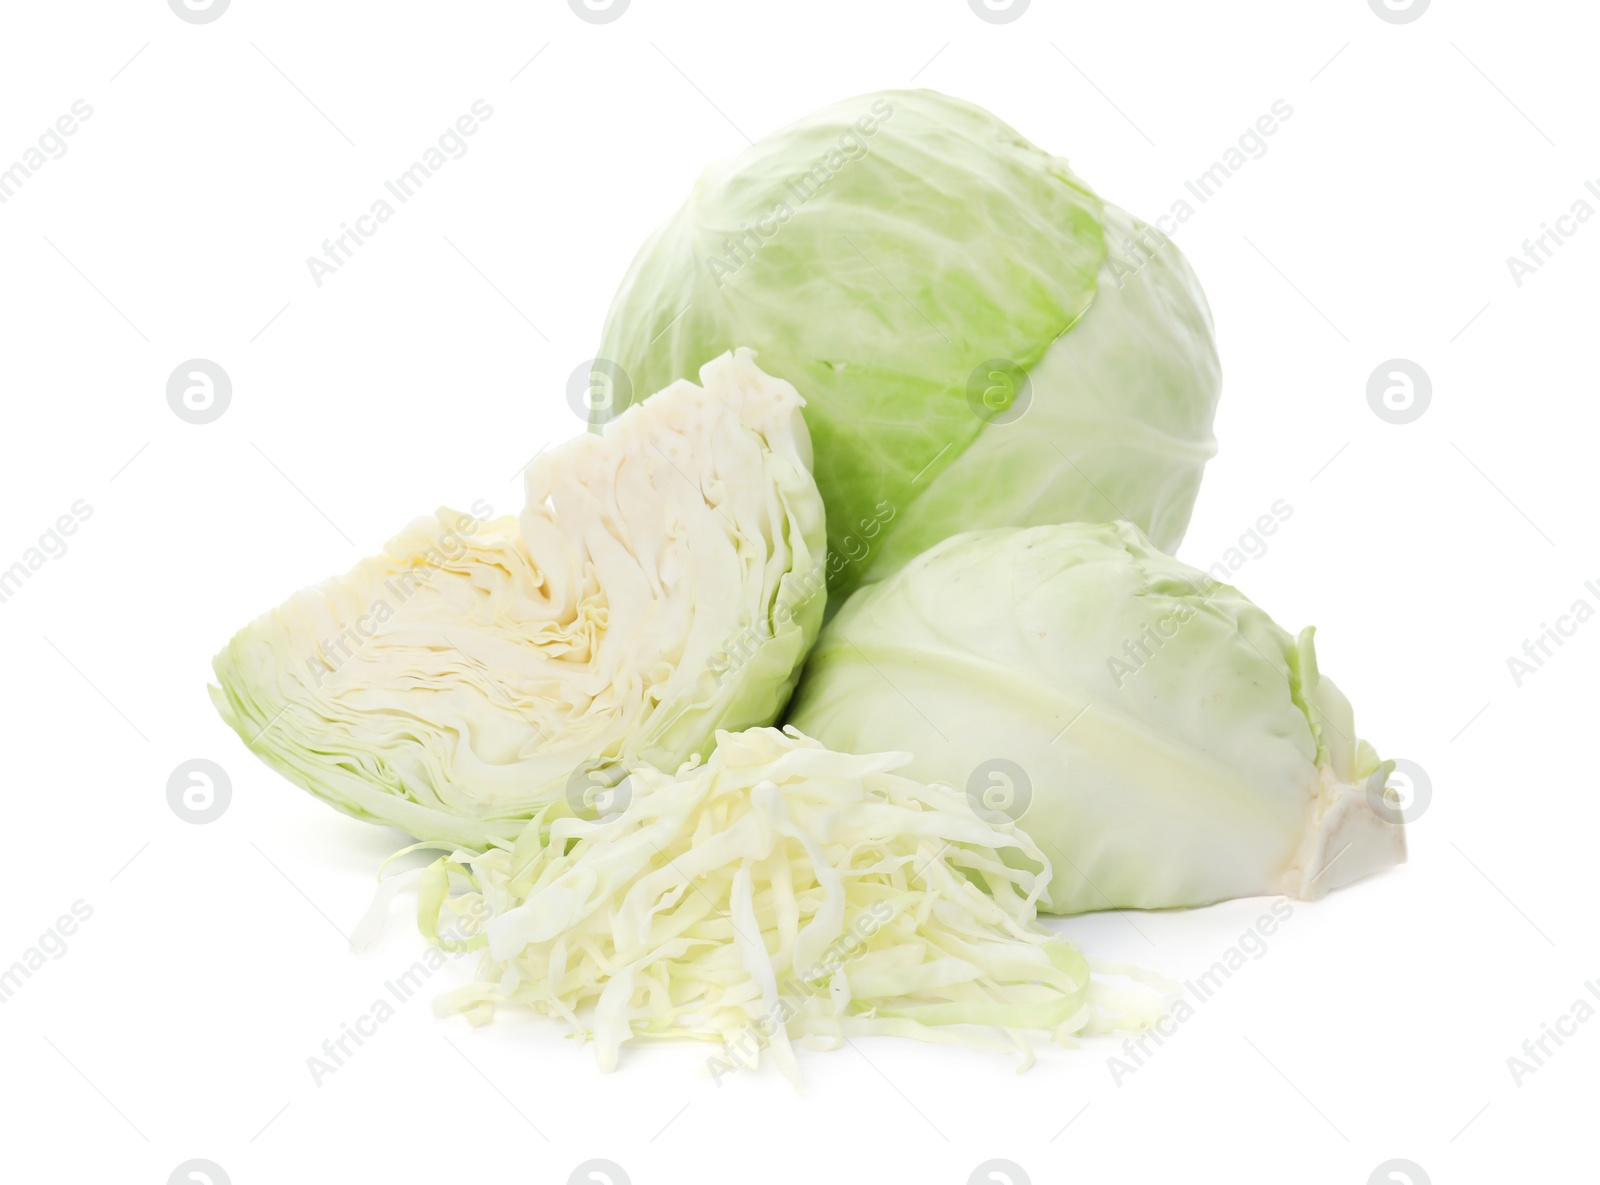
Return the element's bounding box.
[1,1,1594,1182]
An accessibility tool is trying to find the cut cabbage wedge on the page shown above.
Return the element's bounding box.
[210,350,827,847]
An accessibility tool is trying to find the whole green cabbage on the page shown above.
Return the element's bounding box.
[211,351,826,847]
[599,89,1221,601]
[787,522,1406,914]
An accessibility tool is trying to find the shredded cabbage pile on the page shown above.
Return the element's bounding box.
[406,727,1166,1079]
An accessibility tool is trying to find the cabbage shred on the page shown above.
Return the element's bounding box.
[416,727,1166,1079]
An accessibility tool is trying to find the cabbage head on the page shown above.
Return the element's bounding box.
[598,89,1221,602]
[787,522,1406,914]
[211,350,827,847]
